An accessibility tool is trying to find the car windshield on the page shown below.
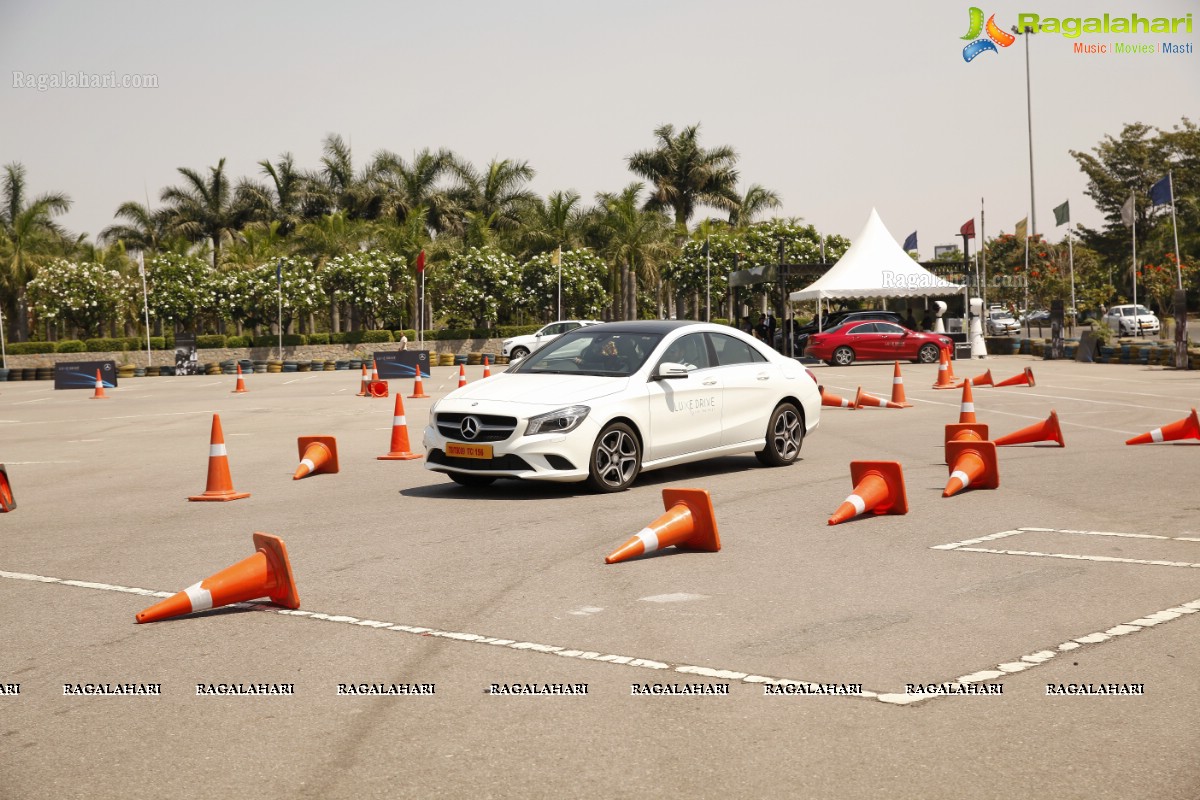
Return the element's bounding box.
[511,330,663,377]
[1132,306,1152,316]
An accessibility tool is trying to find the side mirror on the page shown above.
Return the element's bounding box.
[653,362,690,380]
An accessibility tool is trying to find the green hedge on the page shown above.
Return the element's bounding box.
[149,336,171,350]
[361,329,393,343]
[225,335,250,348]
[496,325,539,338]
[86,337,127,352]
[431,328,492,340]
[330,329,393,344]
[305,332,330,345]
[56,339,87,353]
[252,333,306,347]
[392,330,417,342]
[196,334,227,349]
[6,341,56,354]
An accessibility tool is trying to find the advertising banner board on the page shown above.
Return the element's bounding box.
[373,350,431,379]
[55,360,117,390]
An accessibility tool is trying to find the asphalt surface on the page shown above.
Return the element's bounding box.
[1,357,1198,799]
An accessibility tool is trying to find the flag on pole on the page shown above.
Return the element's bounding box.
[1120,194,1135,227]
[902,231,918,252]
[276,260,283,285]
[1053,201,1070,226]
[960,219,975,238]
[550,247,561,265]
[138,252,146,277]
[701,239,710,257]
[416,250,426,272]
[1015,218,1028,242]
[1149,174,1172,206]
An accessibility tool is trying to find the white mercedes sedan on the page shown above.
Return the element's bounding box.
[423,320,821,492]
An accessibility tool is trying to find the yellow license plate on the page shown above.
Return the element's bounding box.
[446,442,493,459]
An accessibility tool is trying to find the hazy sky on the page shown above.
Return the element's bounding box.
[2,0,1196,256]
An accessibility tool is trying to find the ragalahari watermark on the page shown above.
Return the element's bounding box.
[12,71,159,91]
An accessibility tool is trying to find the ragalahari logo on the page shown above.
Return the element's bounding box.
[962,7,1016,61]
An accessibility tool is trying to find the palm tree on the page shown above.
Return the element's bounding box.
[595,183,675,319]
[728,184,782,229]
[306,134,383,221]
[451,157,537,239]
[250,153,309,236]
[295,211,370,332]
[515,189,586,258]
[626,123,741,237]
[160,158,257,266]
[100,200,173,253]
[370,148,461,235]
[0,162,72,340]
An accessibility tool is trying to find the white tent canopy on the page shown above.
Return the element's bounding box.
[789,208,963,301]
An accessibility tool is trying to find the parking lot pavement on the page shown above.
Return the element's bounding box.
[2,359,1199,799]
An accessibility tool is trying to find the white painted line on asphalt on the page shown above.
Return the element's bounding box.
[935,527,1200,568]
[0,568,884,703]
[640,593,708,603]
[4,460,81,465]
[13,398,50,405]
[67,439,104,443]
[567,606,604,616]
[953,547,1200,569]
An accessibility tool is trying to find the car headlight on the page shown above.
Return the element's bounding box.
[525,405,590,436]
[502,339,513,347]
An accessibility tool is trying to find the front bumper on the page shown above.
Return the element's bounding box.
[423,418,598,483]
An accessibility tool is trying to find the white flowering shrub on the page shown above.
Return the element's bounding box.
[321,250,413,327]
[28,258,132,335]
[431,247,521,326]
[519,249,610,320]
[145,252,213,328]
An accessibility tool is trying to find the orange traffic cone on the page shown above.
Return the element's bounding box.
[827,461,908,525]
[944,422,989,464]
[293,436,339,480]
[958,379,977,423]
[0,464,15,512]
[1125,408,1200,445]
[996,410,1065,447]
[457,364,467,389]
[89,369,109,399]
[968,368,994,387]
[944,439,1000,497]
[820,386,854,409]
[378,394,422,460]
[356,364,368,396]
[409,366,429,399]
[368,380,389,398]
[995,367,1035,388]
[605,489,720,564]
[232,364,247,394]
[932,348,956,389]
[889,362,912,407]
[854,386,904,410]
[188,414,250,502]
[135,532,300,624]
[483,355,492,378]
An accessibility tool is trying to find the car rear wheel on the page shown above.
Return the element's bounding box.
[832,346,855,366]
[449,472,496,488]
[917,343,941,364]
[586,422,641,492]
[756,402,803,467]
[510,346,529,360]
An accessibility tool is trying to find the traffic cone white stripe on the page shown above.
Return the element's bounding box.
[846,494,867,516]
[184,581,213,613]
[1151,428,1164,443]
[393,415,407,426]
[950,470,971,489]
[210,444,227,457]
[961,403,975,413]
[300,458,315,474]
[893,377,903,385]
[635,527,658,553]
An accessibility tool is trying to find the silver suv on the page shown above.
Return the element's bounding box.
[1102,304,1160,336]
[501,320,601,360]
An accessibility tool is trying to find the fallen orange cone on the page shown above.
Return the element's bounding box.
[457,364,467,389]
[854,386,903,410]
[605,488,720,564]
[889,362,912,407]
[368,380,389,398]
[409,366,429,399]
[378,394,422,460]
[1125,408,1200,445]
[932,348,956,389]
[0,464,15,512]
[232,364,248,394]
[944,422,989,464]
[820,385,854,409]
[89,369,109,399]
[995,367,1035,388]
[294,436,339,480]
[188,414,250,502]
[996,410,1065,447]
[963,368,994,388]
[827,461,908,525]
[135,532,300,624]
[944,439,1000,497]
[958,379,977,423]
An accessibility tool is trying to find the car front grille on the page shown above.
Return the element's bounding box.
[435,412,518,443]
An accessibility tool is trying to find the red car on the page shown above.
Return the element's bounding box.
[805,321,953,366]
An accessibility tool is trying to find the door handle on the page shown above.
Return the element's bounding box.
[702,379,718,386]
[756,373,770,381]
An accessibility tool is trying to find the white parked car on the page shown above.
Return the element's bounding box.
[501,320,601,360]
[425,320,822,492]
[986,310,1021,335]
[1102,304,1160,336]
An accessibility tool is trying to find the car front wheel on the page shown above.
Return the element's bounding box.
[586,422,641,492]
[510,346,529,360]
[832,346,855,366]
[916,343,941,364]
[756,402,803,467]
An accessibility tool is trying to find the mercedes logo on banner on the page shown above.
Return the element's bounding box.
[460,416,481,441]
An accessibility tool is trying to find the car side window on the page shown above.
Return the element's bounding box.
[659,333,712,371]
[875,323,904,334]
[542,323,565,335]
[561,322,580,333]
[708,333,766,366]
[848,323,876,334]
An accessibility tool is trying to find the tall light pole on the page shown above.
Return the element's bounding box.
[1012,24,1037,238]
